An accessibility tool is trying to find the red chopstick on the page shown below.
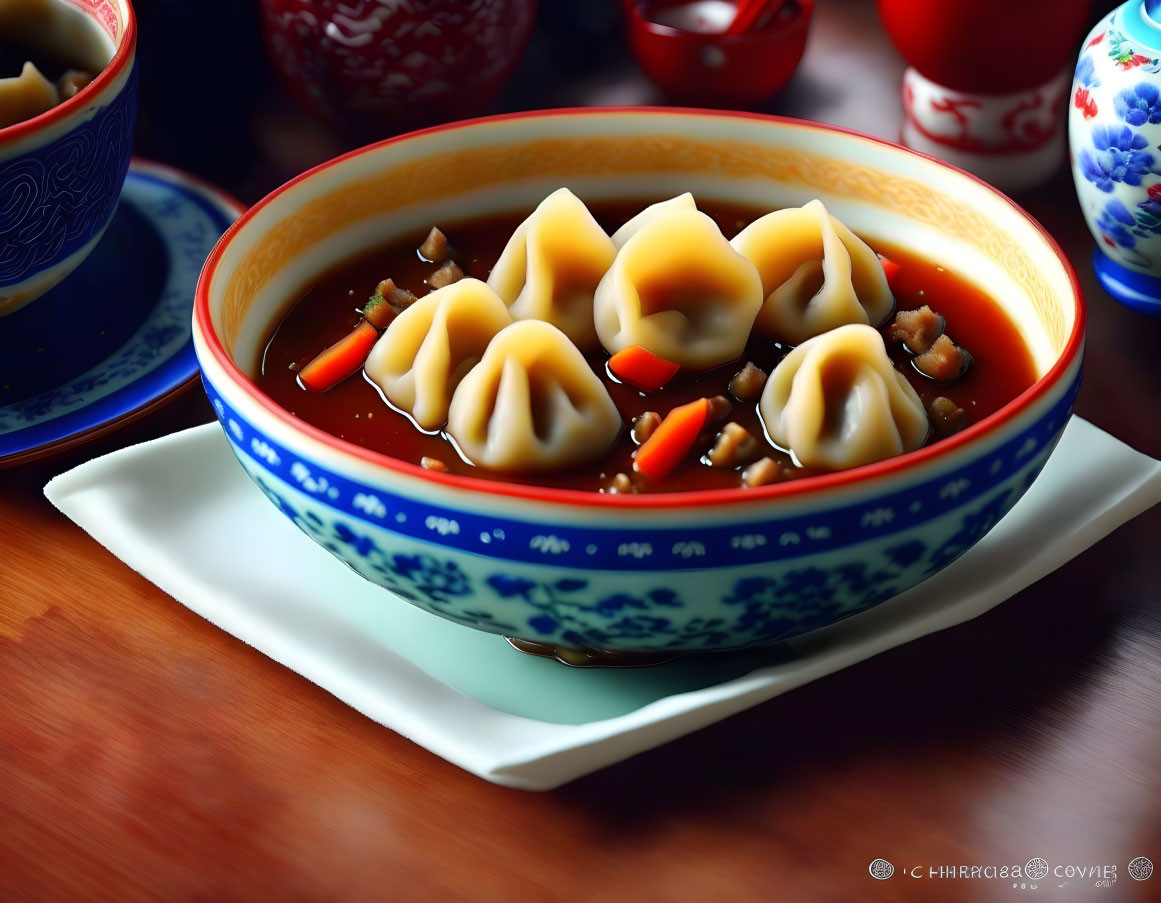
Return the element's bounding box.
[725,0,772,34]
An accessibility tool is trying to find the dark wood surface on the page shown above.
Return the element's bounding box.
[3,2,1161,901]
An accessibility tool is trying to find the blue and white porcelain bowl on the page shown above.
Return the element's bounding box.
[193,109,1085,655]
[0,0,137,317]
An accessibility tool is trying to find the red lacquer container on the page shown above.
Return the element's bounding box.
[877,0,1091,189]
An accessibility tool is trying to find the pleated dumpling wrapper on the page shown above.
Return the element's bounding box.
[732,199,895,345]
[486,188,617,352]
[594,208,763,370]
[759,324,929,471]
[365,278,512,430]
[610,193,696,248]
[447,320,622,473]
[0,61,58,129]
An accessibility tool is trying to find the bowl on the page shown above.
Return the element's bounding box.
[626,0,813,108]
[193,108,1084,656]
[0,0,137,317]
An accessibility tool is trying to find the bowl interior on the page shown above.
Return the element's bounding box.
[201,110,1080,442]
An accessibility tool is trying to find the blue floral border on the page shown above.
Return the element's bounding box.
[206,374,1079,571]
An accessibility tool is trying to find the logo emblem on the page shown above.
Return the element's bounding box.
[1128,857,1153,881]
[1025,859,1049,881]
[869,859,894,880]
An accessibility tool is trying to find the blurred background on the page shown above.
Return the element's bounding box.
[129,0,1122,204]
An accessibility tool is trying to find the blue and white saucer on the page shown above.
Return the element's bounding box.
[0,160,243,467]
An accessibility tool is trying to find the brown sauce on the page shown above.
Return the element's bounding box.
[257,200,1038,494]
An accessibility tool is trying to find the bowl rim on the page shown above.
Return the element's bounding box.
[0,0,137,147]
[193,106,1086,511]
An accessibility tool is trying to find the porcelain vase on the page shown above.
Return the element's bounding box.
[1070,0,1161,316]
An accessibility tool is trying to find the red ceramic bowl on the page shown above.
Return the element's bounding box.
[627,0,813,108]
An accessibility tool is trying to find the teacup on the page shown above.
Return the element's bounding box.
[0,0,137,317]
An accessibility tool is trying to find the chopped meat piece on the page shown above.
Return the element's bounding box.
[728,361,767,402]
[928,396,966,438]
[707,422,761,468]
[57,70,93,100]
[707,395,733,421]
[631,411,661,445]
[914,334,972,382]
[427,261,464,290]
[419,227,450,263]
[605,472,636,494]
[888,305,945,354]
[375,278,418,312]
[421,456,449,472]
[363,293,397,328]
[742,457,781,487]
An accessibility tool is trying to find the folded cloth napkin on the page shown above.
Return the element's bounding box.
[44,418,1161,790]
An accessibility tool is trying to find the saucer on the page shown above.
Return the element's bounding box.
[0,160,243,468]
[44,418,1161,789]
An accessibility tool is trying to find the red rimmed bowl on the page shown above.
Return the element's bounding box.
[192,108,1084,656]
[626,0,813,108]
[0,0,137,317]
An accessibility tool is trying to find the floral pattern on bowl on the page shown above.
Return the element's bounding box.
[207,378,1078,652]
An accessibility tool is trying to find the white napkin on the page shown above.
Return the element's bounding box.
[44,418,1161,790]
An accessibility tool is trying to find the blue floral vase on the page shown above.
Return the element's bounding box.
[1071,0,1161,315]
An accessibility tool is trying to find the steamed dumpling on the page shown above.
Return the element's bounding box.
[0,61,58,129]
[732,199,894,344]
[447,320,622,473]
[487,188,617,352]
[759,324,928,470]
[594,208,763,370]
[611,193,696,248]
[365,278,511,429]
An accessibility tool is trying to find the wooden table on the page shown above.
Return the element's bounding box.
[3,2,1160,900]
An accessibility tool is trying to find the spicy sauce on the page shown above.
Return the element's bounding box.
[256,200,1038,494]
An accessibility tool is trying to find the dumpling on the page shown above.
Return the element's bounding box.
[447,320,622,473]
[611,193,696,248]
[594,208,763,370]
[731,199,894,344]
[364,278,511,429]
[487,188,617,352]
[759,324,929,470]
[0,62,58,129]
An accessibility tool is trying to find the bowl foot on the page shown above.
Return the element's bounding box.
[504,637,680,668]
[1091,249,1161,316]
